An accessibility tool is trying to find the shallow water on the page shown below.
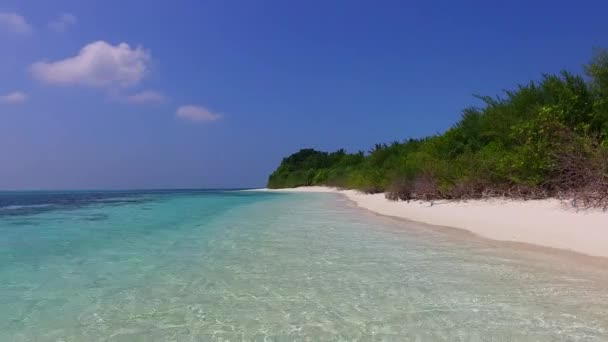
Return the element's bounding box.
[1,190,608,341]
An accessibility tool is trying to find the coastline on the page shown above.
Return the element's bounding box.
[255,186,608,258]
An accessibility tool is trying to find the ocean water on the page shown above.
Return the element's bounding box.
[1,190,608,341]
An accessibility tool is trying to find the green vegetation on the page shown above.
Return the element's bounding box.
[268,49,608,208]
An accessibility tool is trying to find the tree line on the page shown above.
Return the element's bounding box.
[267,49,608,209]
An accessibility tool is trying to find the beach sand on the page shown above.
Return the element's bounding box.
[257,186,608,258]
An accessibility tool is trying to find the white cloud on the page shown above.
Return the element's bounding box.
[176,105,222,123]
[0,11,32,35]
[30,41,150,88]
[120,90,166,104]
[49,13,76,32]
[0,91,27,104]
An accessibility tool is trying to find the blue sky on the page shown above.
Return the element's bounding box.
[1,0,607,189]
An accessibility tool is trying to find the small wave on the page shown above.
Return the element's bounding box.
[93,197,144,203]
[82,213,109,221]
[0,204,55,211]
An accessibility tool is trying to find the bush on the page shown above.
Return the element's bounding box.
[267,48,608,208]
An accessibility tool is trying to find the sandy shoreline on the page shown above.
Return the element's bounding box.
[254,186,608,258]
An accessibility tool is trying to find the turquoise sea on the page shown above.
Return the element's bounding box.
[1,190,608,341]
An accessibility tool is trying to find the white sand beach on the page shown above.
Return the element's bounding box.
[258,186,608,258]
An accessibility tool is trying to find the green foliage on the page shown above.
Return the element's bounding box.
[585,48,608,144]
[267,49,608,202]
